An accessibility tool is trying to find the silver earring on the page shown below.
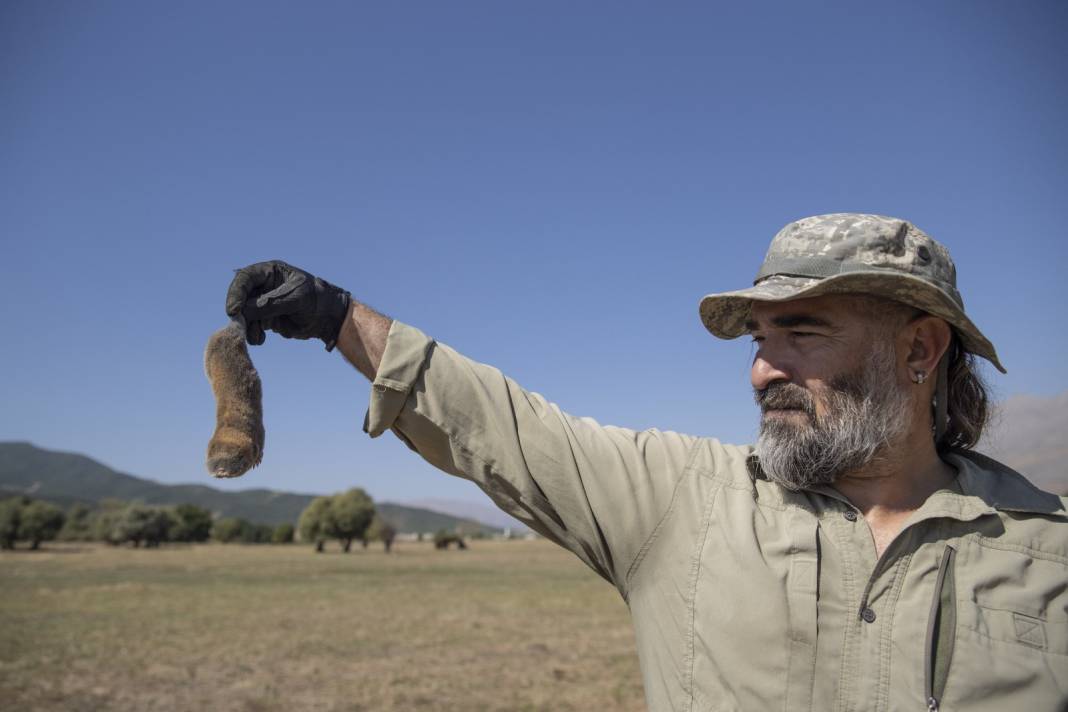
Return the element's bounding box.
[913,370,927,384]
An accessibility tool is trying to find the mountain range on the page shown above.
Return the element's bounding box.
[979,390,1068,495]
[0,441,502,534]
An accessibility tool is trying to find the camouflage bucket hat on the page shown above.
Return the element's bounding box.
[699,213,1006,373]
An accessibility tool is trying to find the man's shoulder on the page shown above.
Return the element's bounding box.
[948,449,1068,559]
[949,449,1067,514]
[687,438,757,481]
[687,439,803,508]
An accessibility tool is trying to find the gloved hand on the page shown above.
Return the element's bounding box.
[225,261,352,351]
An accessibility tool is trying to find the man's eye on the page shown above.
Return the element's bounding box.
[791,331,817,338]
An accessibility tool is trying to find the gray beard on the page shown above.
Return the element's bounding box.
[753,340,912,491]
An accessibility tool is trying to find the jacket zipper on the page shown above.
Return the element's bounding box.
[924,543,957,711]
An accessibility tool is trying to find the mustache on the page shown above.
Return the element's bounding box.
[754,382,816,416]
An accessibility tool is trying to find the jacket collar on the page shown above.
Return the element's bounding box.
[945,449,1067,518]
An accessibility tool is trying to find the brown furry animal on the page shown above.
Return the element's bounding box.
[204,319,264,477]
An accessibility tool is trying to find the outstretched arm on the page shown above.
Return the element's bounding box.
[335,301,392,381]
[359,320,700,593]
[226,261,699,593]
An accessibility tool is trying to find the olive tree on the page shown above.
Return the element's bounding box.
[212,516,250,543]
[170,504,213,542]
[272,523,294,544]
[113,505,172,547]
[252,523,274,543]
[18,500,66,550]
[327,488,375,553]
[58,503,94,541]
[0,497,24,549]
[298,496,332,552]
[434,529,467,550]
[366,514,397,553]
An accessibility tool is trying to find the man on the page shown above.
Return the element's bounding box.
[226,214,1067,711]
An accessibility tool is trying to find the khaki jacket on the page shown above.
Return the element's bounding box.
[364,321,1068,711]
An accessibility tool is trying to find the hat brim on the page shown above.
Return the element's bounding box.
[699,272,1006,373]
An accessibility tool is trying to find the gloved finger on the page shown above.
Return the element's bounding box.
[270,316,296,339]
[246,320,266,346]
[272,315,313,340]
[225,264,276,317]
[246,273,311,320]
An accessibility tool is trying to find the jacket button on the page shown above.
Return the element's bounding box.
[844,510,858,522]
[860,607,877,623]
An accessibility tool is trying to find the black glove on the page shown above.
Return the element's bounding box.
[225,261,352,351]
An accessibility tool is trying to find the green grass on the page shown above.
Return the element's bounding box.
[0,540,644,711]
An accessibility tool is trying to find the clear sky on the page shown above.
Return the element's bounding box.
[2,1,1066,505]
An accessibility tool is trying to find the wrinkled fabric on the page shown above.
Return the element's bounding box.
[365,320,1068,711]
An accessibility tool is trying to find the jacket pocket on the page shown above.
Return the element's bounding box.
[940,538,1068,710]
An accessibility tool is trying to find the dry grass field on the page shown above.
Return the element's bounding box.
[0,539,644,712]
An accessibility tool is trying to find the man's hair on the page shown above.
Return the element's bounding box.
[939,339,989,453]
[853,295,990,453]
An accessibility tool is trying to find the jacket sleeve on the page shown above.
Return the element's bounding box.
[363,320,700,593]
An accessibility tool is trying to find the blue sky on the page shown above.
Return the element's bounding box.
[2,1,1066,505]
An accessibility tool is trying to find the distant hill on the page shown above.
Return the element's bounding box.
[0,442,501,534]
[405,497,531,534]
[980,391,1068,495]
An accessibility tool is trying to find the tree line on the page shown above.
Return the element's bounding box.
[0,488,418,553]
[0,496,296,549]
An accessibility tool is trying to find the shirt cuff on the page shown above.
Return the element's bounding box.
[362,320,434,438]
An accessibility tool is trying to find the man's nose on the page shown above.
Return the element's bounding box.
[751,351,791,391]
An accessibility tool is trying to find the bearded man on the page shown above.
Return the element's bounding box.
[227,214,1067,711]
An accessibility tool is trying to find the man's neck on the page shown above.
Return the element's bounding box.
[831,435,957,518]
[829,430,957,559]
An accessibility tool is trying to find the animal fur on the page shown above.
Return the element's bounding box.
[204,320,264,477]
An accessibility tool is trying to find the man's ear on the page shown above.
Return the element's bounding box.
[904,315,952,379]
